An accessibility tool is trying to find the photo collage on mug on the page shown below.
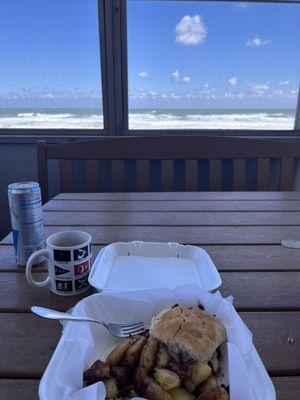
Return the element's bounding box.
[53,243,92,293]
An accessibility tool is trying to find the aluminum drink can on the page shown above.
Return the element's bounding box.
[8,182,45,265]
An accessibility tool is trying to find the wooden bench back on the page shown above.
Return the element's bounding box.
[37,136,300,202]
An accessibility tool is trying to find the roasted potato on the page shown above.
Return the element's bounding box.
[142,377,172,400]
[156,345,171,368]
[184,362,212,392]
[111,365,131,386]
[83,360,110,384]
[196,387,229,400]
[154,368,181,390]
[168,387,195,400]
[195,376,217,396]
[107,337,135,367]
[135,337,158,376]
[104,377,119,399]
[124,335,147,367]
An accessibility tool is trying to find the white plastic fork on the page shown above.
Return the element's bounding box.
[31,306,146,338]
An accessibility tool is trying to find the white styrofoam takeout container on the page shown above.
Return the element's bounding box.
[88,241,222,292]
[39,285,276,400]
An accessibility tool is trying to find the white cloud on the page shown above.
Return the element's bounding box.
[236,2,249,9]
[171,69,180,83]
[228,77,238,87]
[182,76,191,83]
[175,15,207,46]
[279,80,290,85]
[138,71,150,78]
[251,84,269,95]
[246,37,271,47]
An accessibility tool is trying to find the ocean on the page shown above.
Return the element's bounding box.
[0,108,295,130]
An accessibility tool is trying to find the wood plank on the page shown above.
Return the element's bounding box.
[54,192,300,201]
[280,158,294,191]
[221,272,300,310]
[240,312,300,375]
[46,136,300,159]
[257,159,270,191]
[136,160,149,192]
[42,210,300,226]
[2,378,296,400]
[0,245,48,272]
[233,159,246,191]
[0,312,299,377]
[272,377,300,400]
[185,160,198,191]
[0,314,61,377]
[85,160,99,192]
[2,225,299,245]
[161,160,174,191]
[0,380,39,400]
[209,159,222,190]
[111,160,125,192]
[0,273,94,311]
[43,199,300,212]
[2,244,300,272]
[0,272,299,311]
[59,160,73,192]
[202,245,300,271]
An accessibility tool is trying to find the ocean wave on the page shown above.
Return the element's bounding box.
[0,112,104,129]
[0,110,294,130]
[129,111,294,130]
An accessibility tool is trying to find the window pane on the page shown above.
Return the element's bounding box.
[128,1,300,130]
[0,0,103,129]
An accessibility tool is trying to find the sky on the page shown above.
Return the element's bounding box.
[0,0,299,109]
[128,1,300,109]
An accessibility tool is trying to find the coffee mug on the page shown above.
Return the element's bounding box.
[26,230,92,296]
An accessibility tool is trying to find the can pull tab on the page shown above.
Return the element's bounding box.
[168,242,180,257]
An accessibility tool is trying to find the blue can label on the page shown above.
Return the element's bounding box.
[8,182,45,265]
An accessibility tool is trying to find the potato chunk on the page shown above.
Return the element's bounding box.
[145,379,172,400]
[156,345,171,368]
[195,376,217,396]
[124,335,147,367]
[184,362,212,392]
[106,337,135,367]
[83,360,110,384]
[154,368,181,390]
[135,337,158,381]
[196,387,229,400]
[168,387,195,400]
[104,377,119,399]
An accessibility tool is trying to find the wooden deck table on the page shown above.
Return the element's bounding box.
[1,192,300,399]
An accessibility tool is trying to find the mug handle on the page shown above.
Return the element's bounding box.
[26,249,51,287]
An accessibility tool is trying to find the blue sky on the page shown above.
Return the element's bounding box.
[0,0,102,108]
[128,1,300,109]
[0,0,299,109]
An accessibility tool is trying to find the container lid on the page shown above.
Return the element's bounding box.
[89,241,222,293]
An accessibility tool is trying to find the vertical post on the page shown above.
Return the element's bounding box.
[294,84,300,131]
[36,140,49,204]
[99,0,116,134]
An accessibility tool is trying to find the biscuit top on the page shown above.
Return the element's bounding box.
[149,305,227,362]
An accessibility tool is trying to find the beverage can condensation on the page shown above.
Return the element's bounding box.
[8,182,45,265]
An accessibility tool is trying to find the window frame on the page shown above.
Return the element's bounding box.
[0,0,299,138]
